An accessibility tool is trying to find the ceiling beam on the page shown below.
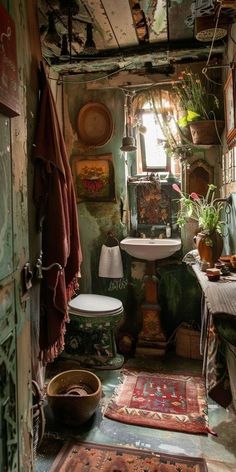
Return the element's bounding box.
[50,38,224,64]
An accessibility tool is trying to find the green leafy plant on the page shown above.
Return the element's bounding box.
[172,183,225,235]
[174,71,222,128]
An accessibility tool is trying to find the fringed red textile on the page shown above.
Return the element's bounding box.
[33,65,82,365]
[104,370,210,434]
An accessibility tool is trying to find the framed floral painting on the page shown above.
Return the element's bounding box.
[72,154,116,203]
[224,66,236,149]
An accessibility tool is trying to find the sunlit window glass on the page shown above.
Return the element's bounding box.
[141,111,167,168]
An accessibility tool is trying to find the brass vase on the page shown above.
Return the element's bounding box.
[195,231,223,268]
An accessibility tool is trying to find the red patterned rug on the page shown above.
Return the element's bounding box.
[49,441,208,471]
[104,370,210,434]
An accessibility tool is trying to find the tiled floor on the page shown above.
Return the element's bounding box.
[36,353,236,471]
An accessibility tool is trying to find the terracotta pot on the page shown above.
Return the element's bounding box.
[47,369,102,426]
[195,231,223,268]
[189,120,225,145]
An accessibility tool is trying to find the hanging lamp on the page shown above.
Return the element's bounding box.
[82,23,97,55]
[120,91,137,152]
[44,11,61,45]
[60,34,70,60]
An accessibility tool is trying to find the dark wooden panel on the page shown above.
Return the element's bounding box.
[0,114,13,280]
[169,0,194,41]
[0,5,20,117]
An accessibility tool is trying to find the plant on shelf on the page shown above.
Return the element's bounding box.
[172,183,227,267]
[172,183,225,233]
[174,71,220,124]
[173,70,224,145]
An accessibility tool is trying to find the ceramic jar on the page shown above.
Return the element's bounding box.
[195,231,223,268]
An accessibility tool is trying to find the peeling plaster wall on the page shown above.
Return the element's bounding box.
[60,29,236,340]
[61,74,203,339]
[63,77,128,292]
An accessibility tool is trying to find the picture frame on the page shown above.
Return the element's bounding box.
[0,4,20,117]
[224,66,236,149]
[71,154,116,203]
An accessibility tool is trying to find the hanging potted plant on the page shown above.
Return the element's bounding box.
[174,71,225,145]
[172,183,226,267]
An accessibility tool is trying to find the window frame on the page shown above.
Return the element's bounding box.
[137,108,171,174]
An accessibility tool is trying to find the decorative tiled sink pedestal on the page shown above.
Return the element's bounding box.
[135,261,167,356]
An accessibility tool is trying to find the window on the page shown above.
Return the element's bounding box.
[139,107,169,171]
[134,89,181,175]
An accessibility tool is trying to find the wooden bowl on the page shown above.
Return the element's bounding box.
[206,268,220,281]
[206,273,220,282]
[219,255,232,268]
[47,370,102,426]
[230,255,236,269]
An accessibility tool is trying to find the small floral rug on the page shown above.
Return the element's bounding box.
[49,441,208,471]
[104,369,210,434]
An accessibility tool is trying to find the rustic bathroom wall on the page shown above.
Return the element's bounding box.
[63,78,128,293]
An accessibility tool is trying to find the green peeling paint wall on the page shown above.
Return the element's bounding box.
[63,77,128,293]
[62,77,202,346]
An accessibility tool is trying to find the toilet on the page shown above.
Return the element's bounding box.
[63,294,124,369]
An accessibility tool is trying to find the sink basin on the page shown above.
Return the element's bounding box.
[120,237,181,261]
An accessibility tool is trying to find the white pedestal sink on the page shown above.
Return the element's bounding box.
[120,237,181,261]
[120,236,182,357]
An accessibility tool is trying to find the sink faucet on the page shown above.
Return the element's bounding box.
[150,225,158,239]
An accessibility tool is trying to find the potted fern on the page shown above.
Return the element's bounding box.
[174,71,225,145]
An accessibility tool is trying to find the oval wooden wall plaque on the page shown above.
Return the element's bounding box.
[77,102,114,147]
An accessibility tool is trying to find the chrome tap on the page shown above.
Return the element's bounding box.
[150,225,158,239]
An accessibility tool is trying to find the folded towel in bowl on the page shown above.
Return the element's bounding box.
[98,244,124,278]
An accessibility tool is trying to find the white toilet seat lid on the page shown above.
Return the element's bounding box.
[68,294,123,314]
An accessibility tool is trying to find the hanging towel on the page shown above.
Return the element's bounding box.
[98,244,124,278]
[33,64,82,365]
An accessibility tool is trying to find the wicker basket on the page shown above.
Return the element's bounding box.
[195,15,228,42]
[176,325,202,360]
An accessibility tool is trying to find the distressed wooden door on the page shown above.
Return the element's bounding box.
[0,0,44,470]
[0,97,33,471]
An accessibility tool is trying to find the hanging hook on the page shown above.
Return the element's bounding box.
[35,251,63,279]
